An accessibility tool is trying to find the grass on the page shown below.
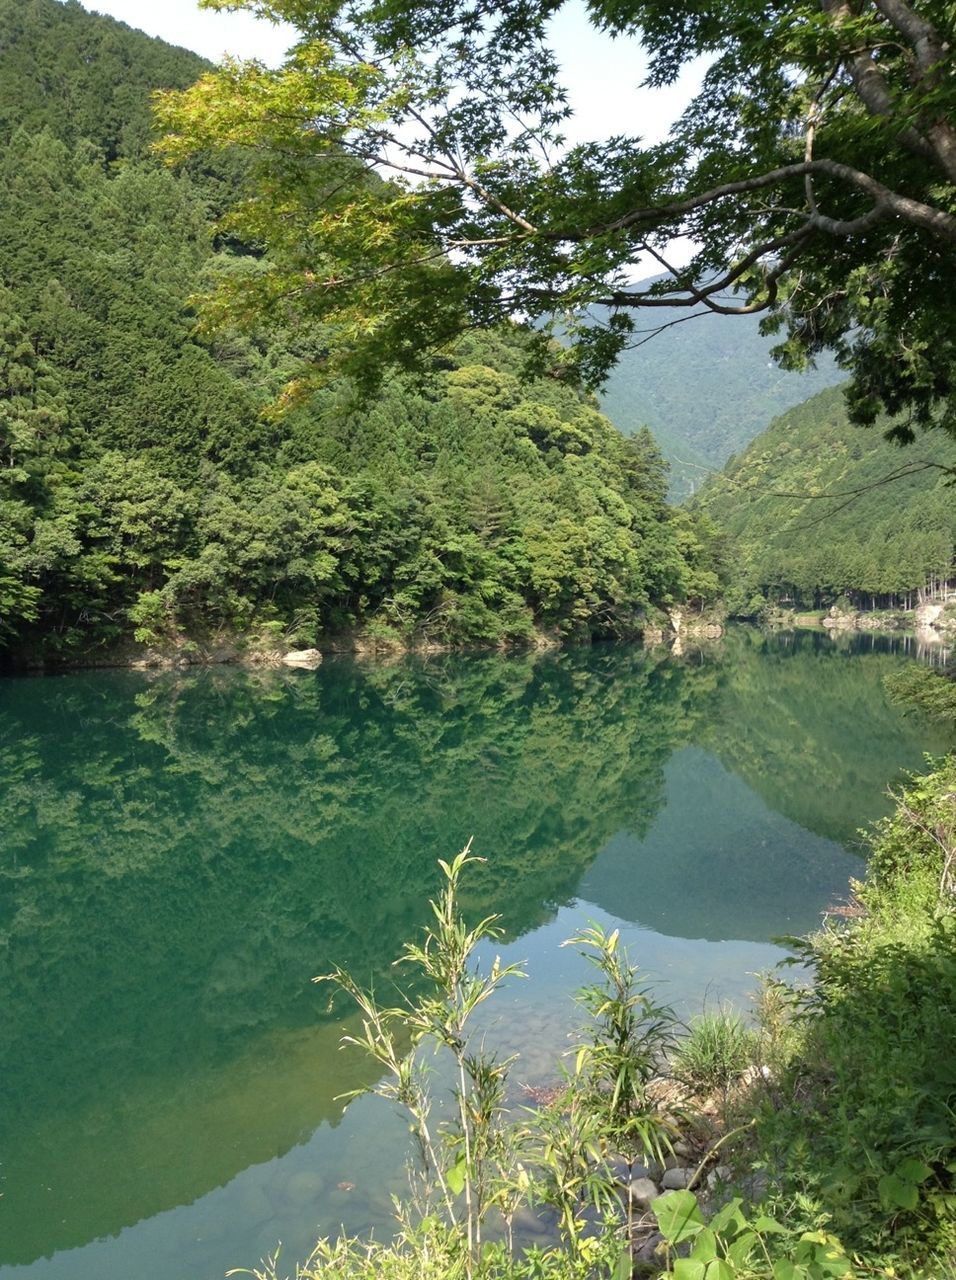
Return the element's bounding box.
[672,1009,758,1095]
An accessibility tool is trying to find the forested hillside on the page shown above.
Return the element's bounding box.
[695,386,956,612]
[596,299,842,497]
[0,0,719,664]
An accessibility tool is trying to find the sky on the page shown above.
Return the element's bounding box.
[83,0,704,148]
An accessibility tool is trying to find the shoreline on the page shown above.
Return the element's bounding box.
[766,601,955,648]
[0,610,728,675]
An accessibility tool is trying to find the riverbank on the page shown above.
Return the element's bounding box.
[1,608,726,673]
[768,600,956,646]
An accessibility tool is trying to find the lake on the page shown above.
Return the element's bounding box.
[0,628,950,1279]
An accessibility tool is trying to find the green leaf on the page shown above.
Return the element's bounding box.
[708,1197,746,1236]
[815,1252,854,1278]
[726,1230,758,1267]
[751,1214,788,1234]
[690,1227,718,1262]
[653,1189,705,1243]
[772,1263,807,1280]
[446,1153,466,1196]
[896,1158,933,1184]
[706,1263,737,1280]
[878,1172,919,1210]
[672,1260,706,1280]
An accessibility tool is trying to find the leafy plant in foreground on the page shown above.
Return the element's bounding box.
[293,856,675,1279]
[562,924,677,1160]
[314,843,526,1275]
[653,1189,854,1280]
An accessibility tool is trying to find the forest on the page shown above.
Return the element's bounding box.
[695,387,956,614]
[0,0,725,666]
[2,0,953,662]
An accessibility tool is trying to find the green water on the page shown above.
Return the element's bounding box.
[0,628,950,1279]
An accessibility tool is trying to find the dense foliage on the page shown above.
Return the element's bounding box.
[694,387,956,612]
[157,0,956,441]
[754,757,956,1271]
[0,0,722,665]
[0,0,207,160]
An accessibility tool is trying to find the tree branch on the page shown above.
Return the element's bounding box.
[578,158,955,242]
[869,0,956,181]
[821,0,956,182]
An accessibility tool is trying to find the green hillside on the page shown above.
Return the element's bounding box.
[0,0,207,159]
[595,298,843,497]
[695,386,956,610]
[0,0,719,664]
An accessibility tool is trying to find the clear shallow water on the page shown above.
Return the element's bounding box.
[0,628,950,1279]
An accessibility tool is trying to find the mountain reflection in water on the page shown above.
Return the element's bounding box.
[0,629,949,1278]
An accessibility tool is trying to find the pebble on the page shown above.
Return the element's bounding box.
[662,1166,695,1190]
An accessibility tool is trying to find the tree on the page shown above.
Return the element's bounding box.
[157,0,956,437]
[0,286,70,638]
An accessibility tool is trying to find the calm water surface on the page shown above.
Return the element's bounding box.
[0,628,950,1279]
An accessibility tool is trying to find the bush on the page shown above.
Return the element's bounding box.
[753,758,956,1264]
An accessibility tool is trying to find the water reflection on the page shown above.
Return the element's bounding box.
[0,631,949,1275]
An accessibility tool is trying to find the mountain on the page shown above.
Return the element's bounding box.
[594,298,844,498]
[694,385,956,610]
[0,0,719,664]
[0,0,208,160]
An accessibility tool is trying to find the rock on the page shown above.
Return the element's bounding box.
[662,1166,695,1190]
[673,1138,695,1160]
[627,1177,661,1210]
[609,1155,656,1183]
[237,1181,274,1226]
[740,1169,770,1204]
[281,648,322,668]
[662,1153,683,1172]
[634,1230,665,1265]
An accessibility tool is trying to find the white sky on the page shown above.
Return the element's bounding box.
[83,0,703,148]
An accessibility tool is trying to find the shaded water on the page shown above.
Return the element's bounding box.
[0,628,950,1278]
